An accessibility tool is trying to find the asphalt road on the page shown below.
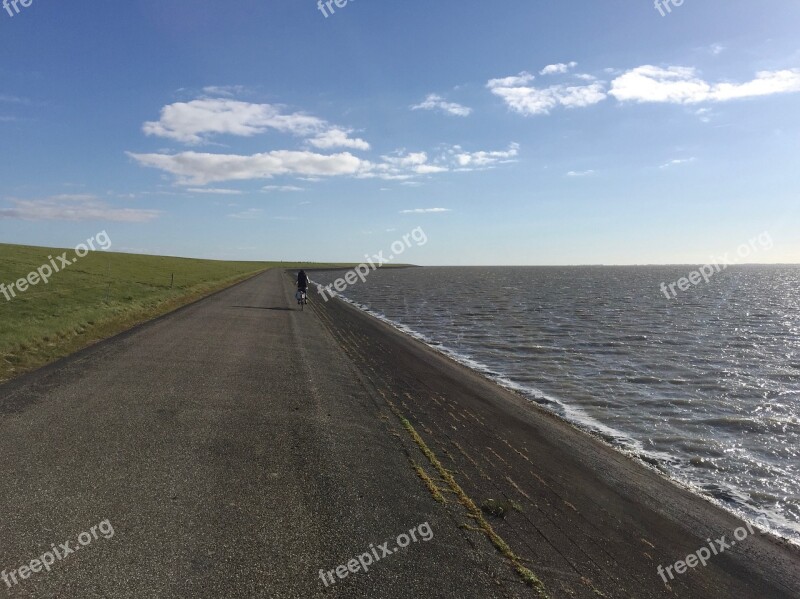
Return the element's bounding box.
[0,269,527,598]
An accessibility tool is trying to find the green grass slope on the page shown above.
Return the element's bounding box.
[0,243,338,382]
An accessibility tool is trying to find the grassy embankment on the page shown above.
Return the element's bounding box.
[0,243,351,382]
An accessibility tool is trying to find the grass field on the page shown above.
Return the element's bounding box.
[0,243,349,383]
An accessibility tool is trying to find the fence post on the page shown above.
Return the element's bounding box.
[104,261,111,303]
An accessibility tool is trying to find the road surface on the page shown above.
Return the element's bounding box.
[1,268,798,598]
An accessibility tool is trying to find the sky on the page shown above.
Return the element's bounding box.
[1,0,799,266]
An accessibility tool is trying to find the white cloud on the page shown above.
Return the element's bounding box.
[380,151,429,167]
[133,142,521,184]
[0,195,160,222]
[262,185,304,192]
[143,98,327,144]
[399,208,451,214]
[487,72,536,88]
[127,150,369,185]
[363,151,434,179]
[365,142,519,179]
[414,164,449,174]
[228,208,263,219]
[566,170,595,177]
[488,64,800,117]
[411,94,472,117]
[187,187,243,195]
[453,143,519,168]
[144,96,373,153]
[540,62,578,75]
[308,128,370,150]
[659,158,696,168]
[695,107,713,123]
[609,66,800,104]
[556,84,607,109]
[487,73,606,115]
[133,94,520,184]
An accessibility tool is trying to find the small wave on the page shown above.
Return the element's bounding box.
[689,456,721,470]
[626,376,662,384]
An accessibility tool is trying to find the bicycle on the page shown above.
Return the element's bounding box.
[296,288,308,310]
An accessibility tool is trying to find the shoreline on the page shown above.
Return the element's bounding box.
[312,283,800,598]
[326,291,800,549]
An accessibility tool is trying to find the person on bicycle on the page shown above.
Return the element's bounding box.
[297,270,309,298]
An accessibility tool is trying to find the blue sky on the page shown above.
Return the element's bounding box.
[1,0,799,265]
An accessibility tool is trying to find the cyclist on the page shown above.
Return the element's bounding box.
[296,270,309,305]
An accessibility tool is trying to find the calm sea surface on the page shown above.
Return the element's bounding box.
[310,266,800,543]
